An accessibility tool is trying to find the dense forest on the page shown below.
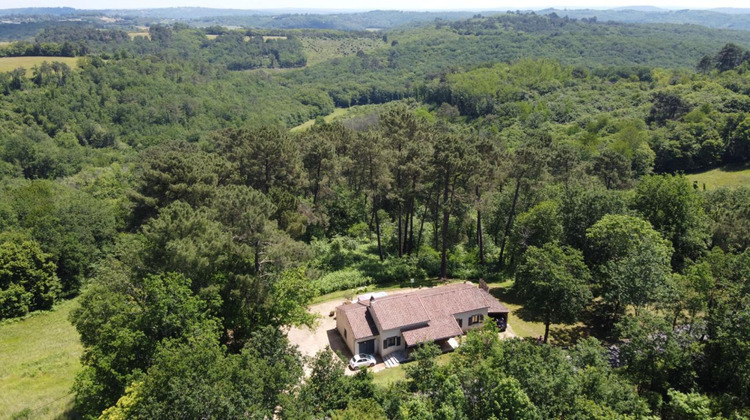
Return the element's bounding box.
[2,10,750,419]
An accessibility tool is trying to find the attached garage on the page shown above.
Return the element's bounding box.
[358,339,375,354]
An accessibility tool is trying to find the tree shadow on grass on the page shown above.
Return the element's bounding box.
[511,306,542,323]
[488,284,525,306]
[686,162,750,174]
[61,405,82,420]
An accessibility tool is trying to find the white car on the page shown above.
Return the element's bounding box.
[349,353,376,370]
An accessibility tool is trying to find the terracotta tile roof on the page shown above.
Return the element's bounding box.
[370,294,430,331]
[336,283,510,343]
[419,284,488,319]
[401,316,463,347]
[480,288,510,314]
[338,302,379,340]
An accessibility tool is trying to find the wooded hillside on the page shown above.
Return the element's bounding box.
[2,11,750,419]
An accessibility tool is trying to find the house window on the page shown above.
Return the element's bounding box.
[383,336,401,349]
[469,314,484,326]
[344,329,347,339]
[456,318,463,328]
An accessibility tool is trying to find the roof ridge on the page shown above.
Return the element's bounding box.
[417,294,429,323]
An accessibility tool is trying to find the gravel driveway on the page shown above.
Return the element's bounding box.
[287,298,350,360]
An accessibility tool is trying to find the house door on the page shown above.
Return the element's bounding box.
[358,339,375,355]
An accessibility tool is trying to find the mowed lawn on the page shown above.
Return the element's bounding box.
[372,353,453,387]
[687,164,750,190]
[0,56,79,73]
[0,299,82,420]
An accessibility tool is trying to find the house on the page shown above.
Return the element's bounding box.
[335,283,509,358]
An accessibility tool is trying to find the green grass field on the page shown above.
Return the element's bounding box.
[300,37,384,66]
[0,57,79,73]
[687,164,750,190]
[291,108,352,132]
[372,353,453,387]
[0,299,82,420]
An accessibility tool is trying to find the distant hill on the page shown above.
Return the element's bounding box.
[708,8,750,15]
[610,6,667,12]
[2,7,750,32]
[188,10,477,31]
[541,8,750,30]
[0,7,78,16]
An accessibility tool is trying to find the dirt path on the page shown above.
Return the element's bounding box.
[500,323,518,339]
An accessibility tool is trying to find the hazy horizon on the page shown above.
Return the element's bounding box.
[3,2,750,12]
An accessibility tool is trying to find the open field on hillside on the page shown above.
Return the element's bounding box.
[0,56,79,73]
[300,36,384,66]
[0,299,82,420]
[687,164,750,190]
[291,107,352,132]
[127,32,151,39]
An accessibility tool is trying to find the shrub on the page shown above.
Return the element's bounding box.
[362,257,427,284]
[0,234,61,320]
[314,268,373,295]
[448,245,481,279]
[417,246,441,277]
[0,283,31,319]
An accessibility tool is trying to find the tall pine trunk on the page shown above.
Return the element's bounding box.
[440,167,451,279]
[403,193,413,255]
[476,186,484,265]
[398,204,403,258]
[407,197,415,255]
[374,197,384,261]
[433,189,440,250]
[477,208,484,265]
[498,175,522,269]
[416,189,431,257]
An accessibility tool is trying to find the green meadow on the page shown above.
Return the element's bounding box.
[0,299,81,420]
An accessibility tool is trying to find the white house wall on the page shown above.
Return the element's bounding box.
[336,309,357,356]
[453,308,489,333]
[379,327,405,357]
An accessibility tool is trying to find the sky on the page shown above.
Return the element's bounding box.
[4,0,750,11]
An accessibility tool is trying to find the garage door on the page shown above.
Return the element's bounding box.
[358,339,375,355]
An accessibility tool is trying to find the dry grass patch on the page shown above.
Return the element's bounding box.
[0,56,79,73]
[127,32,150,40]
